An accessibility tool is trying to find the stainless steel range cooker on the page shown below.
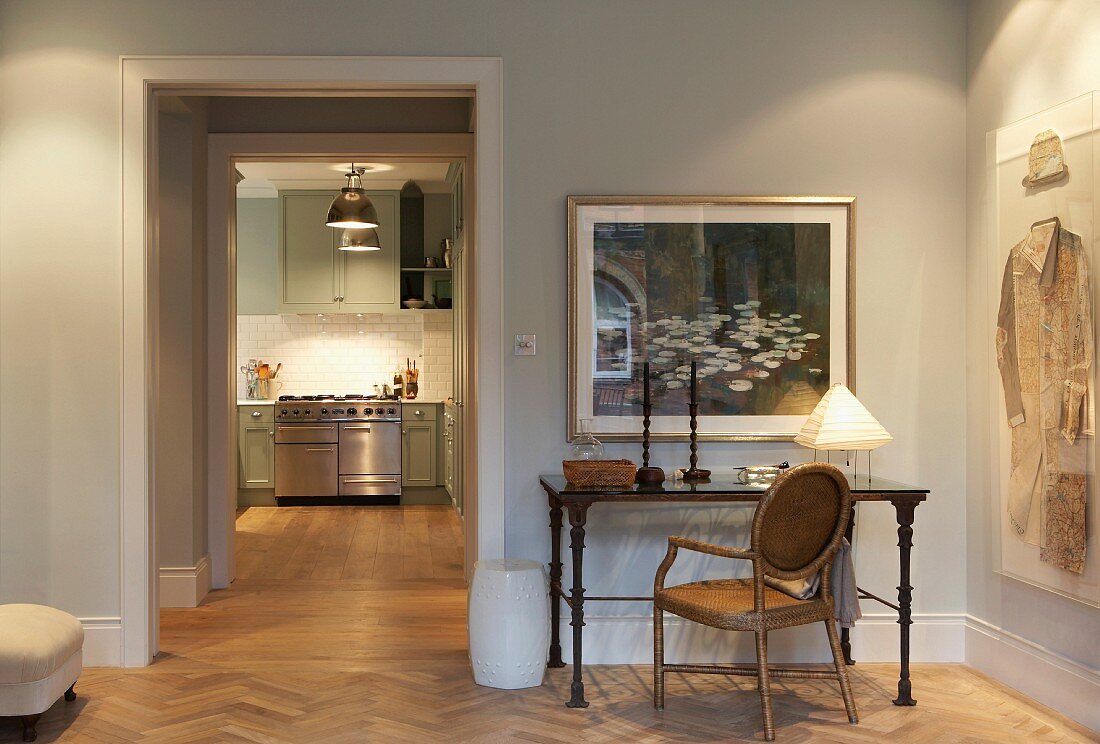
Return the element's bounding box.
[274,395,402,503]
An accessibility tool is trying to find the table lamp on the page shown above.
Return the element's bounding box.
[794,383,892,479]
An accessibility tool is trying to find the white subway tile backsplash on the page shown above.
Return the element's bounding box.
[237,312,453,400]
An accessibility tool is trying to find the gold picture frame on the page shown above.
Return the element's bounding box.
[567,195,856,442]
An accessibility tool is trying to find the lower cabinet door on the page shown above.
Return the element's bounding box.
[402,420,437,487]
[238,422,275,488]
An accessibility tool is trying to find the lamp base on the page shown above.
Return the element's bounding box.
[636,466,666,484]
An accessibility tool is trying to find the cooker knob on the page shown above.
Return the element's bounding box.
[304,409,312,417]
[292,409,300,416]
[280,409,288,416]
[321,408,328,416]
[387,407,397,416]
[348,407,357,415]
[364,407,374,416]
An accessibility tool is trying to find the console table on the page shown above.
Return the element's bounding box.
[539,473,929,709]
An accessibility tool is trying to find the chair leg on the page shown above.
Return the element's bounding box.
[825,619,858,724]
[65,682,77,702]
[755,630,775,742]
[653,606,665,710]
[20,713,40,742]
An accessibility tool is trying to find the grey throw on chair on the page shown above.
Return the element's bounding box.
[652,462,858,741]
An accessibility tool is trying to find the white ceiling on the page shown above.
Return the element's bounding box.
[236,161,452,198]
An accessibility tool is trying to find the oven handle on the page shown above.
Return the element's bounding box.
[305,447,335,453]
[277,425,336,430]
[343,477,399,483]
[343,425,372,430]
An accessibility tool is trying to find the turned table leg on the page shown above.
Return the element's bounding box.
[548,498,564,668]
[892,497,919,706]
[567,503,590,708]
[841,504,856,665]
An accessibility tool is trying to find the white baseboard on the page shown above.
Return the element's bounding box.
[965,615,1100,732]
[561,612,966,664]
[79,617,122,666]
[158,555,212,608]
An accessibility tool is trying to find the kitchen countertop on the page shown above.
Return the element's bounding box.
[402,398,450,405]
[238,399,275,406]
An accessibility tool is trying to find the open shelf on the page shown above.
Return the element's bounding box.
[400,267,452,273]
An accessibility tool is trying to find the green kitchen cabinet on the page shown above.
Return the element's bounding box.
[277,190,400,314]
[402,417,437,487]
[238,405,275,489]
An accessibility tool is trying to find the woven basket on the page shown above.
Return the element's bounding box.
[563,459,638,487]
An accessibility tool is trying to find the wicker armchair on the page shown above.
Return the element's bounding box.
[652,462,857,741]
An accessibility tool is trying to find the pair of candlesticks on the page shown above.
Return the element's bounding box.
[637,360,710,483]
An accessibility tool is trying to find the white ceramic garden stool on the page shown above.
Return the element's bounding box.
[468,559,550,689]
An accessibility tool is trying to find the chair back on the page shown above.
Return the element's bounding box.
[751,462,851,581]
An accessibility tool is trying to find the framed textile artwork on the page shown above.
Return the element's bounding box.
[567,196,855,442]
[987,93,1100,606]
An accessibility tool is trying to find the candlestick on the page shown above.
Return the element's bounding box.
[682,358,711,481]
[636,361,665,484]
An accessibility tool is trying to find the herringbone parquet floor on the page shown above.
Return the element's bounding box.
[2,506,1095,743]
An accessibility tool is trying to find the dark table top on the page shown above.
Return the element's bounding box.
[540,473,929,503]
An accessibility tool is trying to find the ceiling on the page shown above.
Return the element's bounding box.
[236,161,453,198]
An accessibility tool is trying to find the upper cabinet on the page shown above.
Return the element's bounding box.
[447,162,465,242]
[277,190,400,314]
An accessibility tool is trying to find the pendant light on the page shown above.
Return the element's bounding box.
[338,227,381,252]
[326,164,379,228]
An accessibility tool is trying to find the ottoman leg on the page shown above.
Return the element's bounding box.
[20,713,40,742]
[65,682,77,702]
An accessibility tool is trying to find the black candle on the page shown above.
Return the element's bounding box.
[690,360,697,403]
[643,362,651,407]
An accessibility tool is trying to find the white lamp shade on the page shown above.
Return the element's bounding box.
[794,383,892,451]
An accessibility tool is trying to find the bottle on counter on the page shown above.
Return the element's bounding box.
[393,367,404,399]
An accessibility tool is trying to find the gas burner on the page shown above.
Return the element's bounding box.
[333,394,369,401]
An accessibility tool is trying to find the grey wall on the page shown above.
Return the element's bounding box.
[236,198,278,315]
[156,100,209,574]
[0,0,967,662]
[965,0,1100,705]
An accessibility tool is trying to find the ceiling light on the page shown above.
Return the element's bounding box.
[326,164,379,228]
[337,227,381,252]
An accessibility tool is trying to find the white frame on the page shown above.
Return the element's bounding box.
[121,56,504,666]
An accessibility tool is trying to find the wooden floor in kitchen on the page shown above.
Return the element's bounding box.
[3,505,1095,743]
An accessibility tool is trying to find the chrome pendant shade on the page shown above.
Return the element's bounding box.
[326,165,379,228]
[337,227,381,252]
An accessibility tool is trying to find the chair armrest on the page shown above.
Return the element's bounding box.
[669,536,757,561]
[655,537,758,594]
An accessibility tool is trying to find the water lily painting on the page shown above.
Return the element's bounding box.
[568,196,854,441]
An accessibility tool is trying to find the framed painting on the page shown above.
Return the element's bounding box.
[567,195,855,442]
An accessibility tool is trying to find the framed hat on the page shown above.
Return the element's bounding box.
[1023,129,1068,187]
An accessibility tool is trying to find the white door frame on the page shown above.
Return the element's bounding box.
[121,56,504,667]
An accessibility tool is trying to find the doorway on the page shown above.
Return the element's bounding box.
[229,155,467,587]
[122,57,504,666]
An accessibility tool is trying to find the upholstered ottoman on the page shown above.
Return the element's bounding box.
[0,604,83,742]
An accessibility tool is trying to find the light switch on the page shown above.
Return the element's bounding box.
[514,334,536,356]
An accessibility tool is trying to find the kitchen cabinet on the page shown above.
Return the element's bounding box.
[238,405,275,489]
[446,162,465,242]
[277,190,400,314]
[443,405,457,506]
[402,404,438,487]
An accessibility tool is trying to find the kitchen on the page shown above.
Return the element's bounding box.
[233,159,466,540]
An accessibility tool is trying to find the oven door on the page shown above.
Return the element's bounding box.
[274,423,338,444]
[339,421,401,475]
[275,443,338,498]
